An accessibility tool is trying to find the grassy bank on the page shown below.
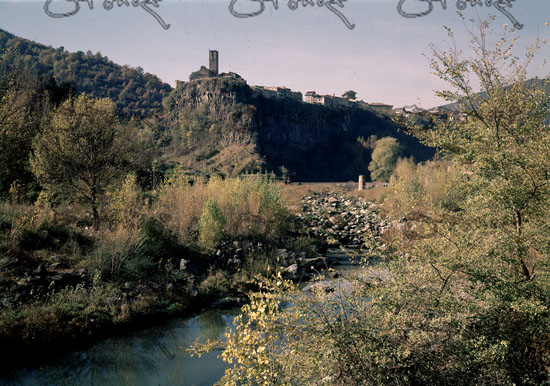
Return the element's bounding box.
[0,173,318,372]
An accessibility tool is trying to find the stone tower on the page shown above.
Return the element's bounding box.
[209,50,219,75]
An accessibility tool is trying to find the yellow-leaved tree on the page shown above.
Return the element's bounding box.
[195,20,550,385]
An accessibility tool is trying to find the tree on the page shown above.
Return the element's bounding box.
[31,94,137,229]
[0,71,50,198]
[368,136,403,182]
[202,21,550,385]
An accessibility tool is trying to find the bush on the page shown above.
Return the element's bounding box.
[140,217,182,263]
[155,171,289,245]
[368,137,403,182]
[384,158,462,221]
[88,228,153,282]
[198,271,232,298]
[105,173,145,230]
[198,199,225,251]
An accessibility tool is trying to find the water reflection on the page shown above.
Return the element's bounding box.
[2,308,239,386]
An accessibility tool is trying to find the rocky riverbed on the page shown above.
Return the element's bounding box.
[279,191,390,281]
[296,191,386,247]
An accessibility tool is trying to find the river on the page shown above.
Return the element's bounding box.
[1,249,360,386]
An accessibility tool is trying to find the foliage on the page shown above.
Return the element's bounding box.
[0,28,171,118]
[105,173,145,230]
[384,158,462,220]
[207,21,550,385]
[88,228,152,282]
[31,94,139,229]
[198,199,226,252]
[368,137,403,182]
[155,171,289,244]
[0,71,52,199]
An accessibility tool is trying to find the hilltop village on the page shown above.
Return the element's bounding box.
[180,50,452,117]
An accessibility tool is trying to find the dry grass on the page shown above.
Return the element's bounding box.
[154,171,289,246]
[383,158,462,221]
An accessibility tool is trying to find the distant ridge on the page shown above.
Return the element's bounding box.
[435,78,549,112]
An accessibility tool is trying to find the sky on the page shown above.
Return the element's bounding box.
[0,0,549,108]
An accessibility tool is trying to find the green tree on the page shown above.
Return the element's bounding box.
[204,22,550,385]
[368,136,403,182]
[31,94,137,229]
[0,71,50,198]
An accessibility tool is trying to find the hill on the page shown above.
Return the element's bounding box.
[161,77,433,181]
[0,28,171,118]
[0,29,432,182]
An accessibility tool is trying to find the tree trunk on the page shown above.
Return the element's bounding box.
[91,192,100,230]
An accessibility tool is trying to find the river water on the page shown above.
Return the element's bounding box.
[1,249,361,386]
[2,307,239,386]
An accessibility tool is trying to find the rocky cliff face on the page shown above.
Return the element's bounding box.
[162,77,431,181]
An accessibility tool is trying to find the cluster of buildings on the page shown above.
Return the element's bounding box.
[186,50,456,116]
[251,86,394,113]
[250,86,303,102]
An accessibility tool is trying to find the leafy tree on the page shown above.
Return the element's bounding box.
[368,136,403,181]
[202,21,550,385]
[0,71,50,198]
[31,94,137,229]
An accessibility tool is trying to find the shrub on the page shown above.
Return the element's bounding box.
[155,171,289,245]
[198,271,232,298]
[198,199,225,252]
[384,158,462,221]
[368,137,403,182]
[88,228,152,281]
[140,217,182,263]
[105,173,145,230]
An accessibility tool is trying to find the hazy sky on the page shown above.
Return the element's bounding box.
[0,0,549,108]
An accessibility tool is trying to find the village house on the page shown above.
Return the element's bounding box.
[252,86,302,102]
[368,102,394,113]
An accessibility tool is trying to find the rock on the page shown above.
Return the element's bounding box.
[319,375,335,384]
[212,297,247,309]
[179,259,188,270]
[37,264,47,276]
[302,281,335,294]
[282,264,302,281]
[283,263,298,275]
[276,248,288,256]
[303,257,327,271]
[49,272,83,290]
[166,282,175,293]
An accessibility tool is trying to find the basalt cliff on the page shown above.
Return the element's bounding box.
[161,77,432,181]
